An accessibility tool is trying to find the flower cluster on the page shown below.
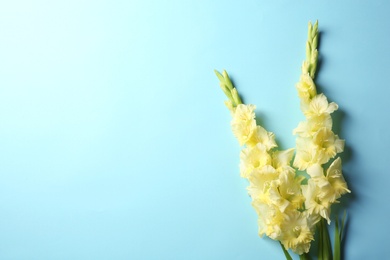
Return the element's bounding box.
[215,22,350,256]
[230,101,316,255]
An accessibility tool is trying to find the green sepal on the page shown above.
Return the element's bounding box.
[308,22,313,40]
[222,70,234,90]
[231,88,242,105]
[310,50,318,78]
[214,69,243,107]
[306,41,312,62]
[219,82,233,101]
[313,20,319,36]
[312,35,318,51]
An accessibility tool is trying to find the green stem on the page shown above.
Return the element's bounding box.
[280,242,293,260]
[299,253,311,260]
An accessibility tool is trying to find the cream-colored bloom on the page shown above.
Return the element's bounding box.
[301,180,331,224]
[239,143,272,178]
[313,127,344,163]
[296,73,317,103]
[306,163,324,178]
[231,104,257,146]
[277,171,305,210]
[293,137,325,170]
[252,201,284,239]
[302,94,338,119]
[323,157,351,203]
[247,125,277,150]
[267,182,291,213]
[293,115,332,137]
[326,157,351,199]
[266,171,305,213]
[307,164,336,201]
[272,148,295,173]
[247,165,278,200]
[306,160,350,203]
[294,128,344,169]
[279,211,315,255]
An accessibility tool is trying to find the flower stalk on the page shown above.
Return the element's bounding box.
[214,21,350,260]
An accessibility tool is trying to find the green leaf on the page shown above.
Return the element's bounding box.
[334,217,341,260]
[318,219,333,260]
[334,211,347,260]
[280,242,293,260]
[340,211,347,239]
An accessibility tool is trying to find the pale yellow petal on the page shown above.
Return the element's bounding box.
[296,73,317,103]
[279,211,315,255]
[231,104,257,146]
[239,143,272,178]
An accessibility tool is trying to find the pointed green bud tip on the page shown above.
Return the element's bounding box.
[314,20,319,33]
[220,83,233,100]
[231,88,242,105]
[308,22,313,39]
[222,70,228,78]
[214,69,225,82]
[312,35,318,50]
[223,70,234,90]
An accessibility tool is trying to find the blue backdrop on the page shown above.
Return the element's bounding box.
[0,0,389,259]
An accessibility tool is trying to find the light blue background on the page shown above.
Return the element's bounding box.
[0,0,389,259]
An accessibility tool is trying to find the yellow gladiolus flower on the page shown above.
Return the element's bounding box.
[307,159,350,203]
[326,157,351,197]
[247,125,277,150]
[296,73,317,103]
[312,127,344,162]
[267,182,292,213]
[279,211,315,255]
[247,165,279,200]
[252,201,284,239]
[215,21,351,260]
[265,172,305,213]
[239,143,272,178]
[293,137,325,170]
[302,180,331,224]
[271,148,295,173]
[306,163,325,178]
[293,115,332,137]
[277,171,305,210]
[231,104,257,146]
[302,93,338,119]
